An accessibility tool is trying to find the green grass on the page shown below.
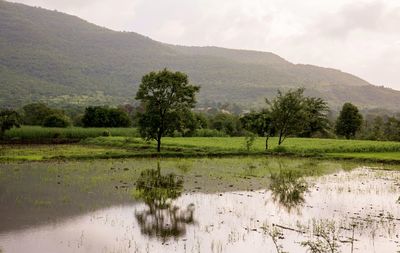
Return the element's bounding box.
[0,145,133,161]
[1,136,400,163]
[84,136,400,154]
[3,126,139,141]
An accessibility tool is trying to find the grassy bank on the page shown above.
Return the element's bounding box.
[1,136,399,163]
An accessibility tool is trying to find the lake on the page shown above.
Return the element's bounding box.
[0,157,399,252]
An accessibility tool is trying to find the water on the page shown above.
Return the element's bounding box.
[0,158,400,252]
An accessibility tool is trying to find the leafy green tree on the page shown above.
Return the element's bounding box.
[22,103,53,125]
[82,106,131,127]
[135,69,200,152]
[210,113,242,136]
[240,110,274,149]
[194,113,209,129]
[383,117,400,141]
[42,113,71,128]
[301,97,330,137]
[335,103,363,139]
[362,116,386,140]
[267,88,305,145]
[0,109,21,138]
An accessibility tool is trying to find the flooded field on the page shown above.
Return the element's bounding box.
[0,157,400,252]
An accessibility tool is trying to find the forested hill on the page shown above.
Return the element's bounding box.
[1,0,400,110]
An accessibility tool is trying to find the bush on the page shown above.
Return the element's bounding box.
[244,132,256,151]
[82,106,132,127]
[42,114,71,128]
[102,130,111,137]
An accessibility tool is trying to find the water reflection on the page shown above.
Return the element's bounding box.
[133,163,195,241]
[269,170,309,213]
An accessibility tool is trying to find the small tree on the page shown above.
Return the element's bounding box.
[136,69,200,152]
[301,97,330,137]
[241,110,274,149]
[42,114,72,128]
[267,88,305,145]
[0,109,21,139]
[82,106,131,127]
[335,103,363,139]
[22,103,53,125]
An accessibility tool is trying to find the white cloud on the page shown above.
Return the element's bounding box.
[10,0,400,89]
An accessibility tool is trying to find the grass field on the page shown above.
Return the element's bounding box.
[1,136,399,163]
[3,126,139,141]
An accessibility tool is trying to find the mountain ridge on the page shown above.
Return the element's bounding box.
[1,0,400,110]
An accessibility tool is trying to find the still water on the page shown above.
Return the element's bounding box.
[0,158,399,252]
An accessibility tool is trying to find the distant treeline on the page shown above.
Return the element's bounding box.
[1,99,400,142]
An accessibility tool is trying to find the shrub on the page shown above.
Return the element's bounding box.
[244,132,256,151]
[42,114,71,128]
[82,106,132,127]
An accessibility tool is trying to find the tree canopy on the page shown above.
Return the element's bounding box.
[136,69,200,152]
[267,88,306,145]
[81,106,132,128]
[0,109,21,138]
[335,102,363,139]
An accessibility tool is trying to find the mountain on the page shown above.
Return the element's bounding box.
[1,0,400,110]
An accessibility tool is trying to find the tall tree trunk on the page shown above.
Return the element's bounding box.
[156,129,162,152]
[278,131,283,145]
[157,138,161,152]
[265,135,269,150]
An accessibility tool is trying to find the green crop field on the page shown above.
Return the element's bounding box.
[1,135,400,163]
[84,136,400,154]
[3,126,139,141]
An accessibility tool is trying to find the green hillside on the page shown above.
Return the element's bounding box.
[1,0,400,110]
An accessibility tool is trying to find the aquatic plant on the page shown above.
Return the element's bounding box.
[300,219,340,253]
[261,224,288,253]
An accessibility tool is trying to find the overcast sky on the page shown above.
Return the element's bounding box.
[11,0,400,90]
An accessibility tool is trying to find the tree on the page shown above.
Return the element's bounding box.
[136,69,200,152]
[0,109,21,138]
[42,113,72,128]
[81,106,131,127]
[383,117,400,141]
[240,110,274,149]
[210,113,242,136]
[335,103,363,139]
[267,88,305,145]
[22,103,54,125]
[301,97,330,137]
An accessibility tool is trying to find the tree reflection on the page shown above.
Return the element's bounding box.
[269,170,309,213]
[134,163,195,241]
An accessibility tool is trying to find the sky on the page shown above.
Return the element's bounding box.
[11,0,400,90]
